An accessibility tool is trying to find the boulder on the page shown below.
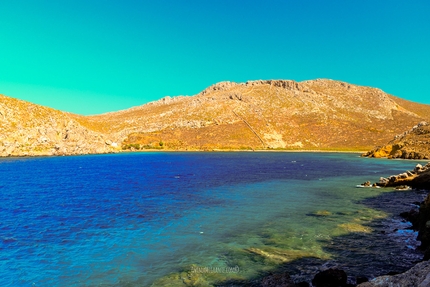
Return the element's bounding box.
[358,260,430,287]
[362,181,371,187]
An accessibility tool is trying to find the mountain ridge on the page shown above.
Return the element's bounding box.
[2,79,430,156]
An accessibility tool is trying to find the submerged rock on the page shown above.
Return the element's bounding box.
[245,247,323,263]
[308,210,333,217]
[338,223,372,233]
[261,272,297,287]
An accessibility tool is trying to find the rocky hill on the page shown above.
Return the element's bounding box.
[363,121,430,159]
[0,95,119,156]
[2,79,430,156]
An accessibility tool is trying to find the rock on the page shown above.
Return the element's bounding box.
[379,177,389,185]
[309,210,332,217]
[418,194,430,259]
[376,162,430,189]
[312,268,348,287]
[400,208,420,229]
[362,181,371,187]
[357,260,430,287]
[399,173,408,179]
[261,272,297,287]
[394,185,411,190]
[245,247,321,263]
[338,223,372,233]
[364,122,430,160]
[415,164,423,172]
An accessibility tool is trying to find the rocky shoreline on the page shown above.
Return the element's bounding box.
[274,163,430,287]
[250,163,430,287]
[150,161,430,287]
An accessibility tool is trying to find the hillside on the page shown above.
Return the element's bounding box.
[76,79,430,151]
[363,121,430,159]
[0,95,118,156]
[2,79,430,156]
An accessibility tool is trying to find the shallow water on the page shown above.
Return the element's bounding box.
[0,152,426,286]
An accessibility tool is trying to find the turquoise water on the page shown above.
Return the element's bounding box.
[0,152,426,286]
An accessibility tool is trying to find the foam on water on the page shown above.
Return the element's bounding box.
[0,152,426,286]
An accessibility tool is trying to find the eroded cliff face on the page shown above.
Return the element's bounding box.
[2,79,430,156]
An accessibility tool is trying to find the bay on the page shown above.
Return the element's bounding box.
[0,152,426,286]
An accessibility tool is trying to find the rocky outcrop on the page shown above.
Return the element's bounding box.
[357,260,430,287]
[418,193,430,260]
[376,163,430,189]
[364,122,430,159]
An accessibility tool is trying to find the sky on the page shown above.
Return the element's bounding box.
[1,1,429,115]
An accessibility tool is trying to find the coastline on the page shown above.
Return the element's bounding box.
[263,161,430,287]
[148,156,430,286]
[0,148,367,159]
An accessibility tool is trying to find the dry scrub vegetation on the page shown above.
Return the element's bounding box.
[2,79,430,156]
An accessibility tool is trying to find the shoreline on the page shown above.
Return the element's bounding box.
[0,149,369,159]
[261,162,430,286]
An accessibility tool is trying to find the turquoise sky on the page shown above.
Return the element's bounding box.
[1,1,429,115]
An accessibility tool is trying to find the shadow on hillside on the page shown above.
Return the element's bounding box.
[216,188,428,286]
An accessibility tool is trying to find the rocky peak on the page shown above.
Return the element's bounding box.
[198,81,240,96]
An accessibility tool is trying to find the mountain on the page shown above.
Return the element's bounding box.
[2,79,430,156]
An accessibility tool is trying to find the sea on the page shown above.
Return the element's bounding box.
[0,152,427,286]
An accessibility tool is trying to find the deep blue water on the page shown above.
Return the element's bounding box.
[0,152,426,286]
